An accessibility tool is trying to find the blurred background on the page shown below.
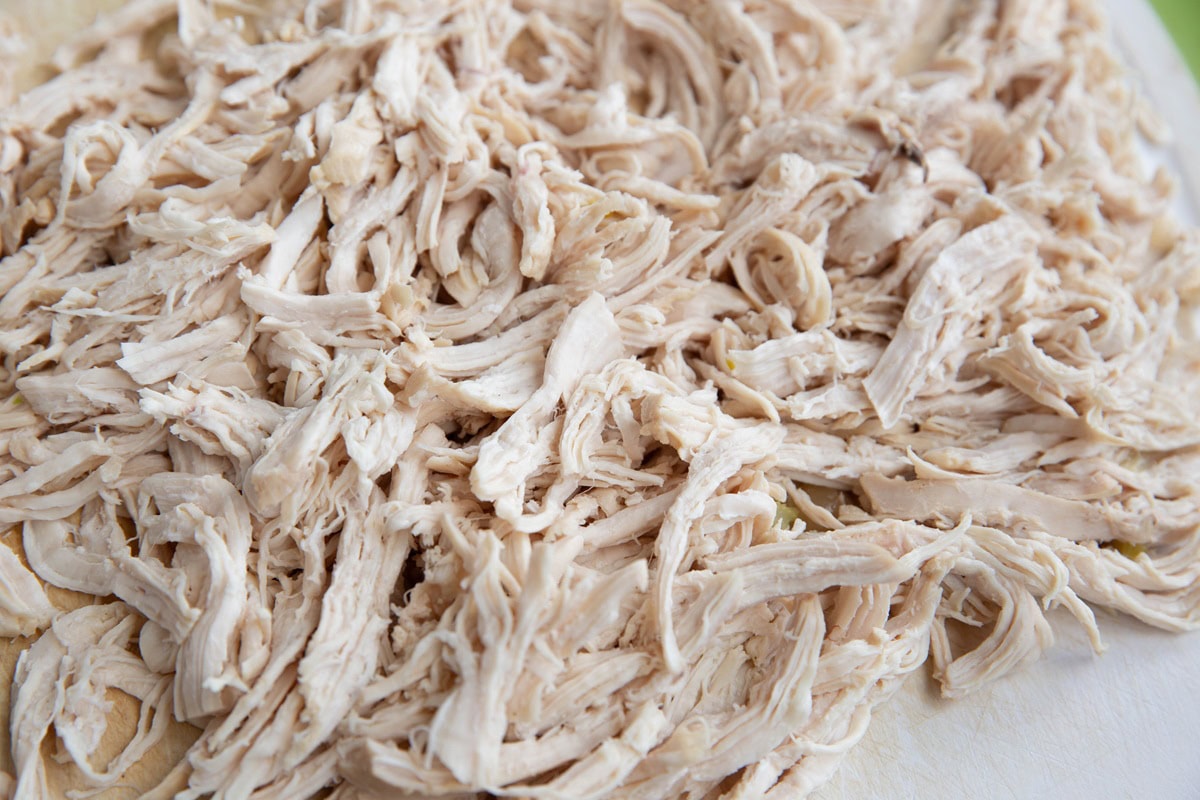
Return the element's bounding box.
[1151,0,1200,79]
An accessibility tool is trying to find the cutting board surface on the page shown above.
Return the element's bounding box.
[816,613,1200,800]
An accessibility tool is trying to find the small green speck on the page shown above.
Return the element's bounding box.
[1103,540,1146,560]
[774,502,799,530]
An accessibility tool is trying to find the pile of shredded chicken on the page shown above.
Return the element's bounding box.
[2,0,1199,797]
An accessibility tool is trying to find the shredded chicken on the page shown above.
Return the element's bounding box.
[1,0,1198,798]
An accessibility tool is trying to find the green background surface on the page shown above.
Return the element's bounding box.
[1151,0,1200,80]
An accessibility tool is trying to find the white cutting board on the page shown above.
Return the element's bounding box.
[819,3,1200,798]
[817,614,1200,800]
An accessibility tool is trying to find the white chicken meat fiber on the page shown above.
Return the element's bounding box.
[1,0,1199,798]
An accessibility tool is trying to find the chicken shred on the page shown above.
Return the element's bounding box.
[1,0,1199,798]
